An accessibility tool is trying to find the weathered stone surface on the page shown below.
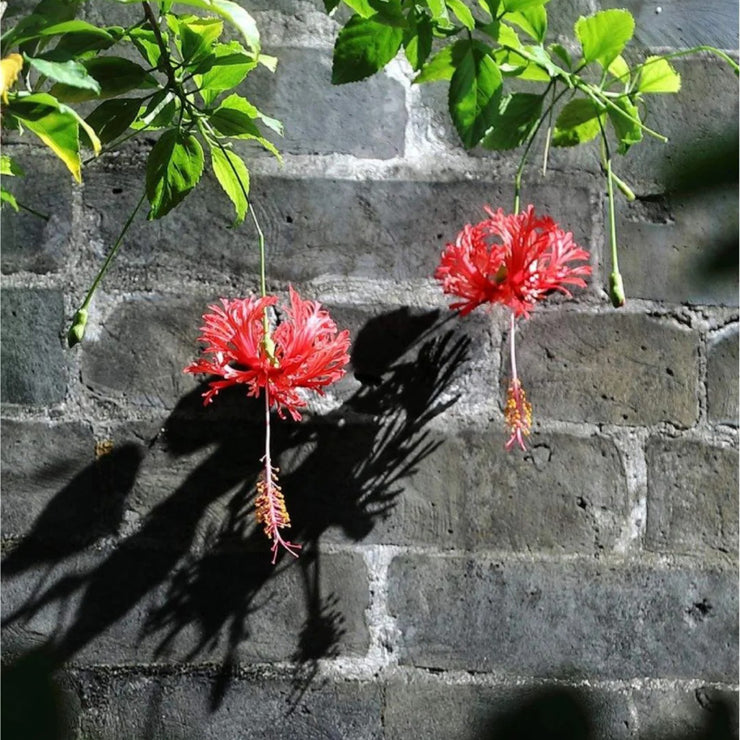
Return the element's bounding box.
[0,420,99,542]
[0,147,75,275]
[2,549,369,665]
[645,437,738,557]
[633,686,739,740]
[82,171,595,284]
[384,672,633,740]
[707,324,739,425]
[388,555,738,680]
[612,189,739,306]
[0,289,67,405]
[248,47,406,158]
[72,671,382,740]
[316,429,630,552]
[515,312,700,426]
[80,293,205,410]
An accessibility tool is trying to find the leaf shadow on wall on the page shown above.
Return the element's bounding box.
[1,308,468,735]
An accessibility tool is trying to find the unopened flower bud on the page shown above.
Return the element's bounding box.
[609,271,625,308]
[68,308,88,347]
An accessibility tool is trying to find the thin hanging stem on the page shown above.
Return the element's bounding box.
[598,122,626,307]
[513,81,569,214]
[68,191,146,345]
[82,192,146,311]
[509,311,518,385]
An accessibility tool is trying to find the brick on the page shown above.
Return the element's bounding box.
[0,420,100,543]
[599,0,738,50]
[0,288,67,405]
[515,312,700,426]
[80,294,205,410]
[612,189,739,306]
[73,671,382,740]
[0,147,75,275]
[315,429,629,552]
[247,47,406,158]
[388,555,738,680]
[645,437,738,557]
[82,171,595,284]
[2,549,369,666]
[385,672,633,740]
[633,686,739,740]
[707,325,739,425]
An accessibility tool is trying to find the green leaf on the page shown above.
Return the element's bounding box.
[196,42,257,106]
[607,54,630,84]
[131,91,179,131]
[501,0,549,11]
[210,144,249,225]
[208,94,263,138]
[549,43,572,70]
[607,96,642,154]
[446,0,475,30]
[637,56,681,93]
[127,27,162,68]
[0,155,24,177]
[145,129,204,219]
[343,0,375,17]
[50,57,157,102]
[426,0,450,22]
[413,43,459,83]
[448,41,502,148]
[179,17,223,65]
[575,9,634,69]
[403,15,433,71]
[552,97,604,147]
[332,15,404,84]
[162,0,260,54]
[1,187,20,211]
[24,56,101,93]
[84,97,142,144]
[505,6,547,42]
[481,92,542,149]
[7,19,111,47]
[52,28,121,58]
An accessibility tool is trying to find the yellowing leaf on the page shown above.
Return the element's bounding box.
[1,54,24,103]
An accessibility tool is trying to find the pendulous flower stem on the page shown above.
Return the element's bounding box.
[68,191,146,346]
[605,157,625,307]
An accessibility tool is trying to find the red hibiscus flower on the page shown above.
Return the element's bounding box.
[184,286,351,420]
[185,286,350,561]
[435,205,591,452]
[435,205,591,318]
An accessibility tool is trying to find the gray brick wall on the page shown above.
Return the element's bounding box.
[1,1,737,738]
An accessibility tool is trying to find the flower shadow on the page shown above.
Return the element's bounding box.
[141,308,470,709]
[2,307,471,725]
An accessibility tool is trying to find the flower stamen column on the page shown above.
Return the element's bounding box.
[256,386,301,562]
[505,312,533,451]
